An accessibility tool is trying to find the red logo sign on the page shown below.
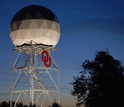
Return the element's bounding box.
[41,50,51,67]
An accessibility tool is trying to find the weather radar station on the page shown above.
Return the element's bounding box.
[9,5,61,107]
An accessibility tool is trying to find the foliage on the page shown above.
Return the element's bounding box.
[0,101,9,107]
[49,101,61,107]
[29,103,36,107]
[0,101,61,107]
[0,101,30,107]
[71,50,124,107]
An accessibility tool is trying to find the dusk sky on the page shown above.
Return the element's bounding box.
[0,0,124,107]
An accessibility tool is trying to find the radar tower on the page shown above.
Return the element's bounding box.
[10,5,61,107]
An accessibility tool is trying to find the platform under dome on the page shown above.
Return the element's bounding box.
[10,5,60,47]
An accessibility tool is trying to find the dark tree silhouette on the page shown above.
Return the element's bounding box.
[28,103,36,107]
[0,101,9,107]
[0,101,28,107]
[49,101,61,107]
[71,50,124,107]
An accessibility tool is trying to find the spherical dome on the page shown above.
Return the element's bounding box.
[10,5,60,47]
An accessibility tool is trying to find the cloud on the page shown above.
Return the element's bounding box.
[60,0,124,36]
[82,18,124,34]
[62,15,124,36]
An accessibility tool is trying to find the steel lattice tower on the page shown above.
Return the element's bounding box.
[10,44,60,107]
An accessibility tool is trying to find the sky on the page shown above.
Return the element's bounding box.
[0,0,124,107]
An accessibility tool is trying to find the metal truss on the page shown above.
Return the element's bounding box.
[10,44,60,107]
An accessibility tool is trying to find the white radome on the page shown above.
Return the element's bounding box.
[10,5,60,47]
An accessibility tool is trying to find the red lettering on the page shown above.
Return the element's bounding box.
[42,50,51,67]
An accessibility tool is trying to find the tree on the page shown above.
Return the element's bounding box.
[71,50,124,107]
[49,101,61,107]
[0,101,9,107]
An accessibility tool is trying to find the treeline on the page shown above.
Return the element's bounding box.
[0,101,29,107]
[0,101,61,107]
